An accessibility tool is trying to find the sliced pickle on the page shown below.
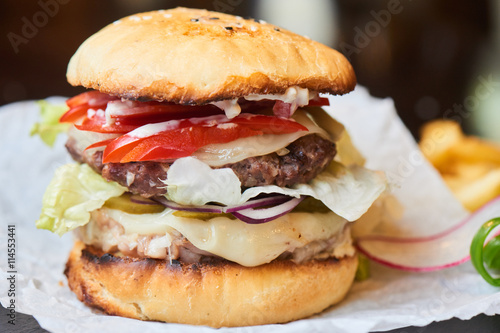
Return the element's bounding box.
[293,197,331,213]
[104,193,165,214]
[355,254,371,281]
[172,211,235,221]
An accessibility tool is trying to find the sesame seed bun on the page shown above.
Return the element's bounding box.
[66,7,356,104]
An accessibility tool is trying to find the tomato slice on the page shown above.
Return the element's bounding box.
[61,91,119,123]
[308,97,330,106]
[75,114,138,133]
[59,104,90,123]
[230,114,307,134]
[109,101,224,122]
[119,126,262,163]
[85,138,115,150]
[65,92,315,163]
[109,103,226,127]
[101,114,308,163]
[66,91,118,108]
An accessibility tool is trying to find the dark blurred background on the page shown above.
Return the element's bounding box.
[0,0,497,139]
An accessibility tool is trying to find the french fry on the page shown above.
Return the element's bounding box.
[420,120,500,211]
[454,169,500,211]
[419,120,463,168]
[448,138,500,165]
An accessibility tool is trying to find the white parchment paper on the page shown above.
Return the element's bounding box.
[0,88,499,333]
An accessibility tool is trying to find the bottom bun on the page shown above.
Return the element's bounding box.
[65,241,358,327]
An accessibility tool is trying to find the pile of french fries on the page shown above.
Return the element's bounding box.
[419,120,500,211]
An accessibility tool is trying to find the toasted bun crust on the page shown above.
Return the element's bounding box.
[65,241,358,327]
[67,7,356,104]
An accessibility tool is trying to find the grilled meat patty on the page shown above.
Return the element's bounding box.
[66,133,336,197]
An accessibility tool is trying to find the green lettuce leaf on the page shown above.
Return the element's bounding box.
[30,100,70,147]
[36,163,127,236]
[165,157,387,222]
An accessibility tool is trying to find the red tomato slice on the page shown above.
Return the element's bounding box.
[66,91,118,108]
[108,101,224,123]
[230,114,307,134]
[111,126,263,163]
[85,138,115,150]
[61,91,119,123]
[111,105,226,128]
[102,135,144,163]
[59,104,90,123]
[101,114,308,163]
[75,115,138,134]
[308,97,330,106]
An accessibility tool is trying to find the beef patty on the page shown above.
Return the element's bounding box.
[66,134,336,197]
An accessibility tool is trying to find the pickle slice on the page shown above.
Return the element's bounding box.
[104,193,165,214]
[172,211,235,221]
[293,197,331,213]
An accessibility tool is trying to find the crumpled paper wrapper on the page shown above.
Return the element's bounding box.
[0,87,499,333]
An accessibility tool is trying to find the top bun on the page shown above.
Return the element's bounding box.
[67,7,356,104]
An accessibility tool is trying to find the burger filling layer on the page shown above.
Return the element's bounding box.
[67,133,336,197]
[64,107,338,197]
[74,207,355,267]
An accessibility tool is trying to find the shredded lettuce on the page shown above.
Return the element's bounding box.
[165,157,387,221]
[36,163,127,236]
[30,100,70,146]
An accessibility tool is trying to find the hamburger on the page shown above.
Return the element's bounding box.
[36,8,386,327]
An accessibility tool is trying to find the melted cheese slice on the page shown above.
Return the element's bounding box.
[103,207,349,267]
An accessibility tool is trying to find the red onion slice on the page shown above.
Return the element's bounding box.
[273,100,294,118]
[224,195,291,213]
[356,195,500,272]
[153,194,294,214]
[232,197,305,224]
[153,194,304,223]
